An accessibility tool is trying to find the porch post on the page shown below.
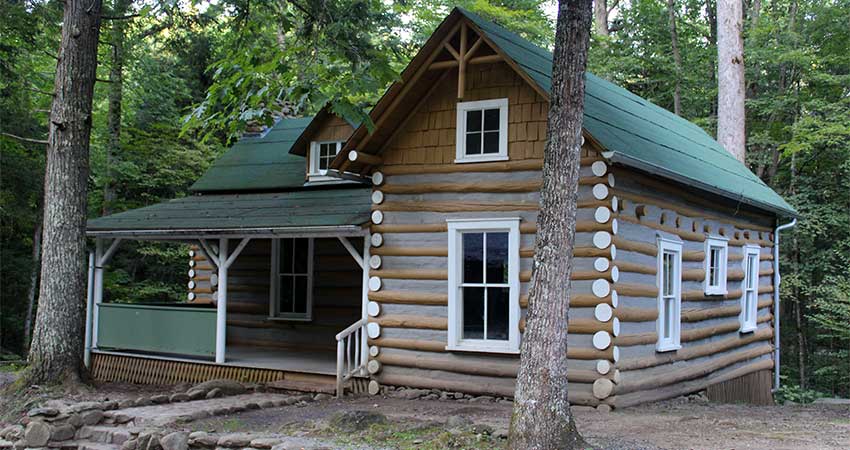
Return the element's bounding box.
[215,238,229,363]
[360,234,371,369]
[83,251,95,368]
[91,239,104,348]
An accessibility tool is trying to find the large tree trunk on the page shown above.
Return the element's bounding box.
[23,216,43,355]
[667,0,683,116]
[508,0,592,448]
[103,0,131,216]
[705,0,718,118]
[716,0,746,162]
[594,0,608,36]
[27,0,102,384]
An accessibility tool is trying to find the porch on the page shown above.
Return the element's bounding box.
[84,188,374,395]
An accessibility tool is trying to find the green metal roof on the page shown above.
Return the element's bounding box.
[87,187,371,235]
[459,8,795,216]
[190,117,314,192]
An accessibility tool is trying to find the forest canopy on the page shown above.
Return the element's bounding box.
[0,0,847,398]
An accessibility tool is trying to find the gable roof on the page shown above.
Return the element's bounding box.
[191,117,314,192]
[338,8,796,217]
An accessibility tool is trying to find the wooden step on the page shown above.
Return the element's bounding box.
[266,379,336,395]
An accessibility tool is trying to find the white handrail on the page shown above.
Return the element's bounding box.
[336,318,368,397]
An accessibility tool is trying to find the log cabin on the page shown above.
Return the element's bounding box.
[84,8,797,408]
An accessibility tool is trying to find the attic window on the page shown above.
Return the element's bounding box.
[309,141,343,178]
[455,99,508,163]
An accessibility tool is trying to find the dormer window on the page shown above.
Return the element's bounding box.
[455,99,508,163]
[309,141,343,179]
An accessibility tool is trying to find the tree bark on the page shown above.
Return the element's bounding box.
[594,0,608,36]
[508,1,592,448]
[705,0,718,117]
[103,0,131,216]
[667,0,683,116]
[27,0,103,384]
[716,0,746,162]
[23,216,43,355]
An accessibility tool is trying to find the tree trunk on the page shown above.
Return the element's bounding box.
[594,0,608,36]
[103,0,131,216]
[705,0,718,118]
[27,0,102,385]
[508,1,592,448]
[23,216,43,355]
[667,0,683,116]
[716,0,746,162]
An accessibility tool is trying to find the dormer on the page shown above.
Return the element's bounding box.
[288,106,357,183]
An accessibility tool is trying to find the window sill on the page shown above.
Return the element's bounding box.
[739,324,758,334]
[454,155,509,164]
[446,342,519,355]
[656,343,681,353]
[704,287,728,296]
[267,316,312,322]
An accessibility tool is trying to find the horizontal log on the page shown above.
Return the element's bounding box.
[613,283,658,298]
[348,150,382,166]
[376,200,540,213]
[371,222,539,234]
[370,269,448,280]
[372,246,447,257]
[368,290,448,306]
[371,314,448,330]
[615,314,773,346]
[612,237,657,257]
[381,180,541,194]
[617,214,706,242]
[682,284,773,301]
[369,337,616,361]
[618,327,774,371]
[519,317,616,335]
[616,261,657,276]
[428,53,503,70]
[381,159,543,175]
[682,298,772,323]
[611,358,774,408]
[615,344,774,395]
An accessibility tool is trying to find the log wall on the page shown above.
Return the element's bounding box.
[188,238,362,353]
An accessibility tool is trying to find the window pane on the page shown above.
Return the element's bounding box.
[293,238,309,273]
[465,132,482,155]
[281,239,293,273]
[279,276,293,313]
[483,108,500,131]
[487,287,510,340]
[462,233,483,283]
[666,298,675,339]
[294,276,308,313]
[482,131,500,154]
[485,232,509,283]
[708,248,718,286]
[662,252,674,296]
[462,287,485,339]
[746,255,758,288]
[466,110,482,132]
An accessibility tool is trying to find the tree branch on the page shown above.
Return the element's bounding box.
[1,132,48,145]
[608,0,620,13]
[25,86,54,97]
[102,13,139,20]
[96,78,113,83]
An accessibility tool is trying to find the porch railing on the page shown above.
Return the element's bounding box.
[335,318,367,397]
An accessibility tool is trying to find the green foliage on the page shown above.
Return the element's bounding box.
[774,379,826,404]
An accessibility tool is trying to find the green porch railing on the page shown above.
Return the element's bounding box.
[96,303,216,357]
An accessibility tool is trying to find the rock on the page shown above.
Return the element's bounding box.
[185,389,207,401]
[192,379,246,396]
[313,393,332,401]
[68,402,102,413]
[216,433,253,448]
[205,388,222,400]
[50,424,76,442]
[118,399,136,409]
[80,410,104,426]
[187,432,216,448]
[328,410,387,432]
[446,416,473,429]
[135,397,153,407]
[24,421,50,447]
[0,425,24,441]
[596,404,612,413]
[470,395,494,403]
[422,393,439,400]
[400,388,430,400]
[102,401,120,411]
[244,402,260,410]
[169,393,190,403]
[271,438,325,450]
[249,438,283,449]
[112,413,132,425]
[121,438,138,450]
[136,432,153,450]
[813,397,850,407]
[258,401,275,409]
[27,408,60,418]
[149,395,168,404]
[111,430,132,445]
[159,432,188,450]
[145,435,162,450]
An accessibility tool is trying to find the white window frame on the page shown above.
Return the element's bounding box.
[740,244,761,333]
[455,98,509,164]
[704,236,729,295]
[446,218,520,354]
[657,237,683,352]
[309,141,343,180]
[269,238,314,321]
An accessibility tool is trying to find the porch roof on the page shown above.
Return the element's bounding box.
[86,187,372,237]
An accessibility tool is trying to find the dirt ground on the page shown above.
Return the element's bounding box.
[184,393,849,450]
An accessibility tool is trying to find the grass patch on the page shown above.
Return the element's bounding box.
[332,421,506,450]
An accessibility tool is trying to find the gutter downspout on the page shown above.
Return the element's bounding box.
[84,251,95,368]
[773,218,797,392]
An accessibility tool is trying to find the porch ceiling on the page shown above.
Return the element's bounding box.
[86,186,372,238]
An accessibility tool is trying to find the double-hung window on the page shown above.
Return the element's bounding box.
[740,245,761,332]
[447,218,520,353]
[270,238,313,320]
[657,237,682,352]
[309,141,343,179]
[704,236,729,295]
[455,99,509,163]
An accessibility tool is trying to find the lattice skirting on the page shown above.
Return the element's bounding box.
[706,369,775,405]
[90,352,291,385]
